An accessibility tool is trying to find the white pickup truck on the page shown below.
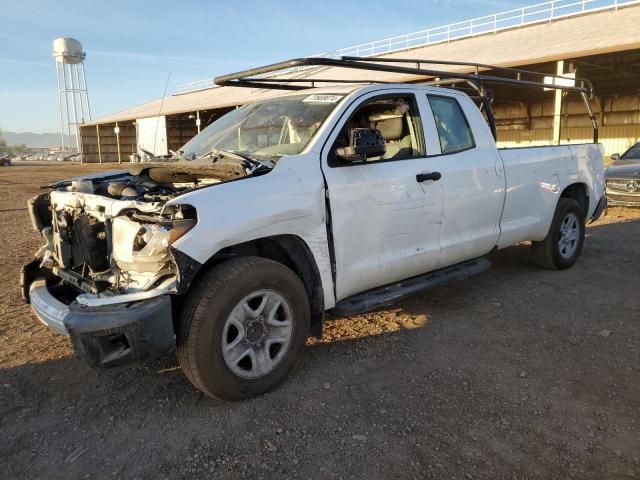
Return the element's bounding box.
[22,60,606,400]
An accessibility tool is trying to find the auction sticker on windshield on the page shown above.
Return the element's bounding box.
[303,94,343,103]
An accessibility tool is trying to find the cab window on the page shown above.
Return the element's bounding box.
[427,95,475,154]
[331,95,424,165]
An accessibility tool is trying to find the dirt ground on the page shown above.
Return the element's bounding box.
[0,163,638,480]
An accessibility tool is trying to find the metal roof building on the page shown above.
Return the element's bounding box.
[80,0,640,163]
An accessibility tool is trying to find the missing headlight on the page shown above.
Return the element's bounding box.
[111,206,197,273]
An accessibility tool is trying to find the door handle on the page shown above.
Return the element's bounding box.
[416,171,441,182]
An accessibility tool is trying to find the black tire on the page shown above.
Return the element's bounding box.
[177,256,310,401]
[532,198,586,270]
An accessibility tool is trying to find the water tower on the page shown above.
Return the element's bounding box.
[53,37,91,152]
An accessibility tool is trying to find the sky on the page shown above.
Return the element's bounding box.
[0,0,533,133]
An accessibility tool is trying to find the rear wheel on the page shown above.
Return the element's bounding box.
[532,198,585,270]
[177,257,310,400]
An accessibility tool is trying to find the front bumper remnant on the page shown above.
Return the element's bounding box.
[28,278,175,367]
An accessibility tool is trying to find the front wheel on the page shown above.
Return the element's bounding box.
[532,198,586,270]
[177,257,310,400]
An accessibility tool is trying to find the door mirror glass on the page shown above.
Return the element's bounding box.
[610,153,620,161]
[336,128,386,162]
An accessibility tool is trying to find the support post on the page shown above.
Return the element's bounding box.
[73,64,86,124]
[552,60,564,146]
[55,62,65,151]
[81,63,92,120]
[78,126,84,165]
[67,63,80,152]
[596,96,605,132]
[96,124,102,164]
[61,62,73,151]
[591,96,604,144]
[115,123,122,164]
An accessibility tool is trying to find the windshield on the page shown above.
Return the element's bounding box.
[180,94,344,161]
[621,142,640,160]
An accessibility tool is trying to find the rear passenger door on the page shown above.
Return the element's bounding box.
[424,93,505,267]
[321,90,444,301]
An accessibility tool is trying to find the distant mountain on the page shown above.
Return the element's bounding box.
[3,131,75,149]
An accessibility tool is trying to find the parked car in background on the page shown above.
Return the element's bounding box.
[0,154,11,166]
[55,153,78,162]
[606,142,640,206]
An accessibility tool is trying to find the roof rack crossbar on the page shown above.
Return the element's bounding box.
[341,55,594,95]
[217,77,397,91]
[214,56,593,97]
[214,56,598,143]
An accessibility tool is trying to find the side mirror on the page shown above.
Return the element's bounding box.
[610,153,620,161]
[336,128,386,162]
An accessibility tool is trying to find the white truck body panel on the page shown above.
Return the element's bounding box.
[496,143,604,248]
[170,153,337,308]
[319,88,444,300]
[431,92,506,269]
[168,84,605,307]
[33,84,605,314]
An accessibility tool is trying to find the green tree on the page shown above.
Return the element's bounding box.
[12,144,27,154]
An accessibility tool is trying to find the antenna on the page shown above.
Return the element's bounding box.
[153,72,171,156]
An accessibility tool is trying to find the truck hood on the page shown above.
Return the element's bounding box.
[127,161,251,184]
[48,169,129,189]
[605,160,640,178]
[48,157,269,197]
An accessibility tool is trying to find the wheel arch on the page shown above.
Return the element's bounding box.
[188,235,325,337]
[560,182,589,215]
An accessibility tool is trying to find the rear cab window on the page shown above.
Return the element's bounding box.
[427,95,475,154]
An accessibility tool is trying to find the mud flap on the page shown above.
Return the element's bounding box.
[589,195,607,223]
[65,295,175,368]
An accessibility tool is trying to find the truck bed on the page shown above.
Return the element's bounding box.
[496,143,605,248]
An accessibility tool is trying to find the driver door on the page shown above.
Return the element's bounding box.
[321,90,444,301]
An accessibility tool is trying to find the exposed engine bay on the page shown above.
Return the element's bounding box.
[27,158,266,307]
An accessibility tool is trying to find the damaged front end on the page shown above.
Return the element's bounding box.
[21,163,254,367]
